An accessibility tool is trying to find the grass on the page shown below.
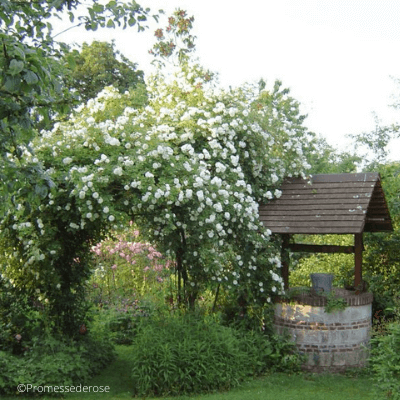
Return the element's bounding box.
[2,346,377,400]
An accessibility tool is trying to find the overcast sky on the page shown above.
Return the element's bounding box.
[55,0,400,160]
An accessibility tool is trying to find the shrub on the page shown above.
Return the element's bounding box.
[369,320,400,399]
[129,312,303,396]
[0,332,115,396]
[91,297,153,345]
[0,277,54,354]
[238,329,303,375]
[130,313,252,396]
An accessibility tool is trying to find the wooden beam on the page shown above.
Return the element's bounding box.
[281,234,290,290]
[354,233,363,288]
[287,244,355,254]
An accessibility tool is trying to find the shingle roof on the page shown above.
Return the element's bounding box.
[259,173,393,234]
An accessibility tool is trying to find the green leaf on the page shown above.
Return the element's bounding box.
[93,3,104,13]
[35,184,48,199]
[66,54,77,69]
[11,45,26,60]
[4,76,21,92]
[107,19,115,28]
[9,59,25,75]
[24,70,39,85]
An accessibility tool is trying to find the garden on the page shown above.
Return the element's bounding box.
[1,2,400,399]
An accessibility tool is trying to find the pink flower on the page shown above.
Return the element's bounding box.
[111,264,117,270]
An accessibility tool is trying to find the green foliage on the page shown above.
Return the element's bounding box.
[66,40,145,102]
[0,61,312,331]
[0,0,153,193]
[89,290,156,345]
[0,0,157,337]
[239,330,304,374]
[1,5,314,337]
[0,282,48,354]
[0,332,115,395]
[361,163,400,315]
[289,235,355,288]
[306,135,361,174]
[324,291,348,313]
[129,312,302,397]
[369,321,400,399]
[130,313,247,396]
[349,119,399,169]
[0,271,115,394]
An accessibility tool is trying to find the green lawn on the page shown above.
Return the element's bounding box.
[2,346,378,400]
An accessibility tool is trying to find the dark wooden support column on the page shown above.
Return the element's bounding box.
[354,233,363,288]
[281,234,290,290]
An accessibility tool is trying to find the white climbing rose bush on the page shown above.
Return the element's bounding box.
[1,62,311,312]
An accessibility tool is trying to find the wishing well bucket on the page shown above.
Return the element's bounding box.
[310,273,334,294]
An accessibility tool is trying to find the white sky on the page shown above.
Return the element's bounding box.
[54,0,400,161]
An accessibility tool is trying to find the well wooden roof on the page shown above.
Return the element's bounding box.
[259,173,393,234]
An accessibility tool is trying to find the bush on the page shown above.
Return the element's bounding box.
[369,320,400,399]
[0,332,115,396]
[238,329,303,375]
[129,312,303,397]
[130,312,250,396]
[92,299,152,345]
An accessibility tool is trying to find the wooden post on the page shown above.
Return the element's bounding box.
[281,234,290,290]
[354,233,363,288]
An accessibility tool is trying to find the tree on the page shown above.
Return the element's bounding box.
[306,135,361,174]
[348,118,399,170]
[0,0,161,337]
[66,40,145,102]
[0,0,158,217]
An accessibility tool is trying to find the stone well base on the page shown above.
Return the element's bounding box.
[274,289,373,372]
